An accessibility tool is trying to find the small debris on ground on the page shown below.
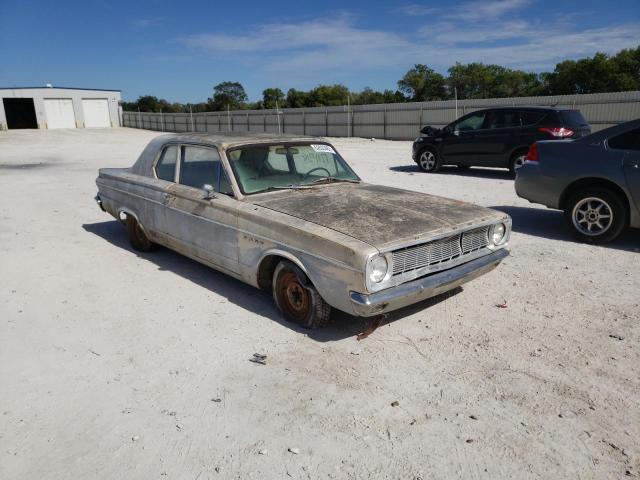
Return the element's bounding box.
[391,400,400,407]
[410,419,417,426]
[258,449,268,455]
[288,447,300,454]
[469,415,478,420]
[88,349,101,356]
[249,353,267,365]
[131,435,140,442]
[495,300,508,309]
[176,423,183,431]
[466,439,474,443]
[609,334,625,341]
[211,398,222,403]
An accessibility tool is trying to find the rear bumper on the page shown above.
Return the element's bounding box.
[514,163,560,209]
[349,248,508,317]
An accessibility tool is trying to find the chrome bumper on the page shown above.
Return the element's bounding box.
[349,249,509,317]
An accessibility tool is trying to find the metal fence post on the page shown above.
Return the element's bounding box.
[325,108,328,137]
[383,107,386,139]
[247,112,250,132]
[302,110,306,136]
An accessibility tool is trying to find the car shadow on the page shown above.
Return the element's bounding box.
[491,205,640,252]
[83,220,464,342]
[390,164,513,180]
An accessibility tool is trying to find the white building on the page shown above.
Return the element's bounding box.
[0,86,121,130]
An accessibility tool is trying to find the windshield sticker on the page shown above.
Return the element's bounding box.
[311,144,335,154]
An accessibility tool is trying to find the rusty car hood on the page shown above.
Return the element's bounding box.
[250,183,506,250]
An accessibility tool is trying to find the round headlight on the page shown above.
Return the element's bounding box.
[369,255,388,283]
[492,223,507,245]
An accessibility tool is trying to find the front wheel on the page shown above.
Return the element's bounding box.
[417,148,441,173]
[272,260,331,329]
[564,188,627,244]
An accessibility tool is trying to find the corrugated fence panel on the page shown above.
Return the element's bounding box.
[123,91,640,139]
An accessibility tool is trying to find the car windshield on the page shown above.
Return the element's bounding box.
[227,143,360,195]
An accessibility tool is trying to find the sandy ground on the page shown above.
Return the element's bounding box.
[0,128,638,480]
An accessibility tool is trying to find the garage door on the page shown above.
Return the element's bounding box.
[82,99,111,128]
[44,99,76,129]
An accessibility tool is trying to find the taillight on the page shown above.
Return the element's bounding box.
[538,127,574,138]
[526,143,539,163]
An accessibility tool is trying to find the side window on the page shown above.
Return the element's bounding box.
[155,145,179,181]
[483,110,520,129]
[608,128,640,151]
[454,112,486,132]
[180,146,220,190]
[520,111,547,126]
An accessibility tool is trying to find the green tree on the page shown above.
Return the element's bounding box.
[308,84,350,106]
[262,88,285,109]
[398,64,447,101]
[285,88,310,108]
[209,81,248,110]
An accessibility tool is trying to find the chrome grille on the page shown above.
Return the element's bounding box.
[461,226,490,254]
[391,226,489,276]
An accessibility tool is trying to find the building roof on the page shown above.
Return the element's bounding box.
[0,86,121,92]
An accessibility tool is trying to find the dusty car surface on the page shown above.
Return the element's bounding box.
[95,133,511,328]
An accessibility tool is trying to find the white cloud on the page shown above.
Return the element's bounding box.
[132,17,163,28]
[176,11,640,85]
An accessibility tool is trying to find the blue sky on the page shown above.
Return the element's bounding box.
[1,0,638,102]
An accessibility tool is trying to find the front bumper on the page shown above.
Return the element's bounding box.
[349,249,508,317]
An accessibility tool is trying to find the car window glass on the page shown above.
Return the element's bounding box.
[608,128,640,151]
[265,150,289,172]
[520,111,547,126]
[180,146,220,190]
[219,169,234,195]
[483,111,520,129]
[291,149,341,176]
[155,145,178,181]
[453,112,485,132]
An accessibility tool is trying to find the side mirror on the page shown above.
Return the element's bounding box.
[203,184,216,199]
[420,126,431,135]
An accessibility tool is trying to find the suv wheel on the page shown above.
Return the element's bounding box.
[564,188,627,244]
[417,148,441,173]
[509,151,527,176]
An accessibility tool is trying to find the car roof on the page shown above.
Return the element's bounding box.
[129,133,331,177]
[474,106,577,112]
[151,132,326,149]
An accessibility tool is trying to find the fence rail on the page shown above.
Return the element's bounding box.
[123,91,640,140]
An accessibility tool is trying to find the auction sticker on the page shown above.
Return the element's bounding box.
[311,144,335,154]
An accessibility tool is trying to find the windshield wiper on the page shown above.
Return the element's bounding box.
[263,184,313,191]
[308,177,360,185]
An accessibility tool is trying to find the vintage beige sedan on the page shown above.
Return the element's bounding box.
[95,134,510,328]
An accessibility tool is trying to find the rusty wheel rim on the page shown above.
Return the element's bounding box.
[276,271,311,322]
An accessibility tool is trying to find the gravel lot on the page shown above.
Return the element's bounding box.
[1,128,638,480]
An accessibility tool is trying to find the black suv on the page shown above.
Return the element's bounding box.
[412,107,591,175]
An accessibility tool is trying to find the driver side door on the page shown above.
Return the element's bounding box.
[162,144,240,274]
[441,111,487,165]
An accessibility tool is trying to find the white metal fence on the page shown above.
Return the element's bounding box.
[123,91,640,140]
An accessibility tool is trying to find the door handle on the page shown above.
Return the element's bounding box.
[162,193,170,203]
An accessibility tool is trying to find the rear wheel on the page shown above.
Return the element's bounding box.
[509,151,528,176]
[417,148,441,173]
[272,260,331,329]
[564,188,627,244]
[126,215,156,252]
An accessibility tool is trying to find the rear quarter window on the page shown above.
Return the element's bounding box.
[560,110,588,127]
[608,128,640,151]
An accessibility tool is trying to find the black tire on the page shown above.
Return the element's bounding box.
[416,148,441,173]
[509,150,528,177]
[272,260,331,329]
[563,188,627,244]
[126,215,156,252]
